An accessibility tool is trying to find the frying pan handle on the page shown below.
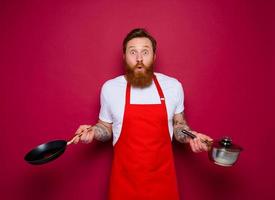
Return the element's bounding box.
[67,126,94,145]
[181,130,213,147]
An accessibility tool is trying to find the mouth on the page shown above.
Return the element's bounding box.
[135,65,145,72]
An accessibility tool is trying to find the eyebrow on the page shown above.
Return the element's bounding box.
[128,45,151,49]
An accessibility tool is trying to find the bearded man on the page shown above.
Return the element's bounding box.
[73,28,212,200]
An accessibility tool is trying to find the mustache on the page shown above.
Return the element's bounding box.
[135,62,146,68]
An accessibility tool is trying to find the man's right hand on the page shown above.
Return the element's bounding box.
[73,125,95,144]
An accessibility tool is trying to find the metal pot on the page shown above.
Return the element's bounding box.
[208,137,242,166]
[181,130,243,167]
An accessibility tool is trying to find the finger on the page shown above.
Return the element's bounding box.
[79,128,89,143]
[197,139,205,152]
[82,130,90,143]
[75,126,86,135]
[204,135,213,141]
[83,128,94,143]
[75,125,91,135]
[202,139,211,151]
[87,130,95,143]
[196,134,212,151]
[193,136,203,150]
[190,139,200,153]
[191,138,197,151]
[198,133,213,142]
[84,130,92,143]
[196,138,206,152]
[194,138,202,152]
[79,134,84,143]
[73,136,80,144]
[202,143,209,151]
[189,140,196,152]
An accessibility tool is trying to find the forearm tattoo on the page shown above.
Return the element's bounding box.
[93,123,112,142]
[173,113,192,143]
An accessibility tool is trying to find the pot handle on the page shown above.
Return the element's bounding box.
[181,130,213,147]
[67,126,94,145]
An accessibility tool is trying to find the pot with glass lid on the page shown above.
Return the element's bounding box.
[181,130,243,167]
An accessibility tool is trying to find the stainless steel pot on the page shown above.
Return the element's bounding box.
[181,130,243,167]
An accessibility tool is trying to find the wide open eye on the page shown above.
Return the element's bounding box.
[129,50,136,55]
[143,50,149,55]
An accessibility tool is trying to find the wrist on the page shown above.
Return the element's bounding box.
[174,127,191,143]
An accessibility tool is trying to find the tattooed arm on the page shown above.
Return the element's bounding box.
[73,120,112,144]
[173,112,192,143]
[173,112,213,152]
[93,120,112,142]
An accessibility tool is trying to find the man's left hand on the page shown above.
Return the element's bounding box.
[188,131,213,153]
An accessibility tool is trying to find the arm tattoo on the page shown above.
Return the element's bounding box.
[173,113,192,143]
[93,123,112,142]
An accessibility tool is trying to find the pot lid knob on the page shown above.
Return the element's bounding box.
[219,136,232,147]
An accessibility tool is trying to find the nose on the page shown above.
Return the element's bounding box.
[136,52,143,62]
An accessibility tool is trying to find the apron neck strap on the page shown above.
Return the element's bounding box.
[125,74,165,105]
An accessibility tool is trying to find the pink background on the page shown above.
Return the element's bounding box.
[1,0,274,199]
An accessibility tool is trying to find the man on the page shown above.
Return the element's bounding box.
[73,28,212,200]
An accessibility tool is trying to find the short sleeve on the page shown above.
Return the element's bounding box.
[175,82,184,114]
[99,83,113,123]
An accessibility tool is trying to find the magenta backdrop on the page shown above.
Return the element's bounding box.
[1,0,274,200]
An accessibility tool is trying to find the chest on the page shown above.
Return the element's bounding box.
[110,84,178,122]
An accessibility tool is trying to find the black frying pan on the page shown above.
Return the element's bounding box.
[24,127,92,165]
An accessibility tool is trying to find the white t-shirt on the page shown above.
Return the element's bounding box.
[99,72,184,145]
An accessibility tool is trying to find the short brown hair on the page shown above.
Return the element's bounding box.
[123,28,157,54]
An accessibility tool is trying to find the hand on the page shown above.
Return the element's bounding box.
[189,131,213,153]
[73,125,95,144]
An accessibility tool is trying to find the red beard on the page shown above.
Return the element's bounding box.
[125,61,154,88]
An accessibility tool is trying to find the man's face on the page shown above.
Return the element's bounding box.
[124,37,156,88]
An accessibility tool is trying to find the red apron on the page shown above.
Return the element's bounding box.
[109,75,179,200]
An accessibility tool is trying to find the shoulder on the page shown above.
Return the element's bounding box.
[155,72,182,89]
[101,75,126,94]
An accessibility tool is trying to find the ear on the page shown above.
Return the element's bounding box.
[123,54,125,60]
[153,54,156,61]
